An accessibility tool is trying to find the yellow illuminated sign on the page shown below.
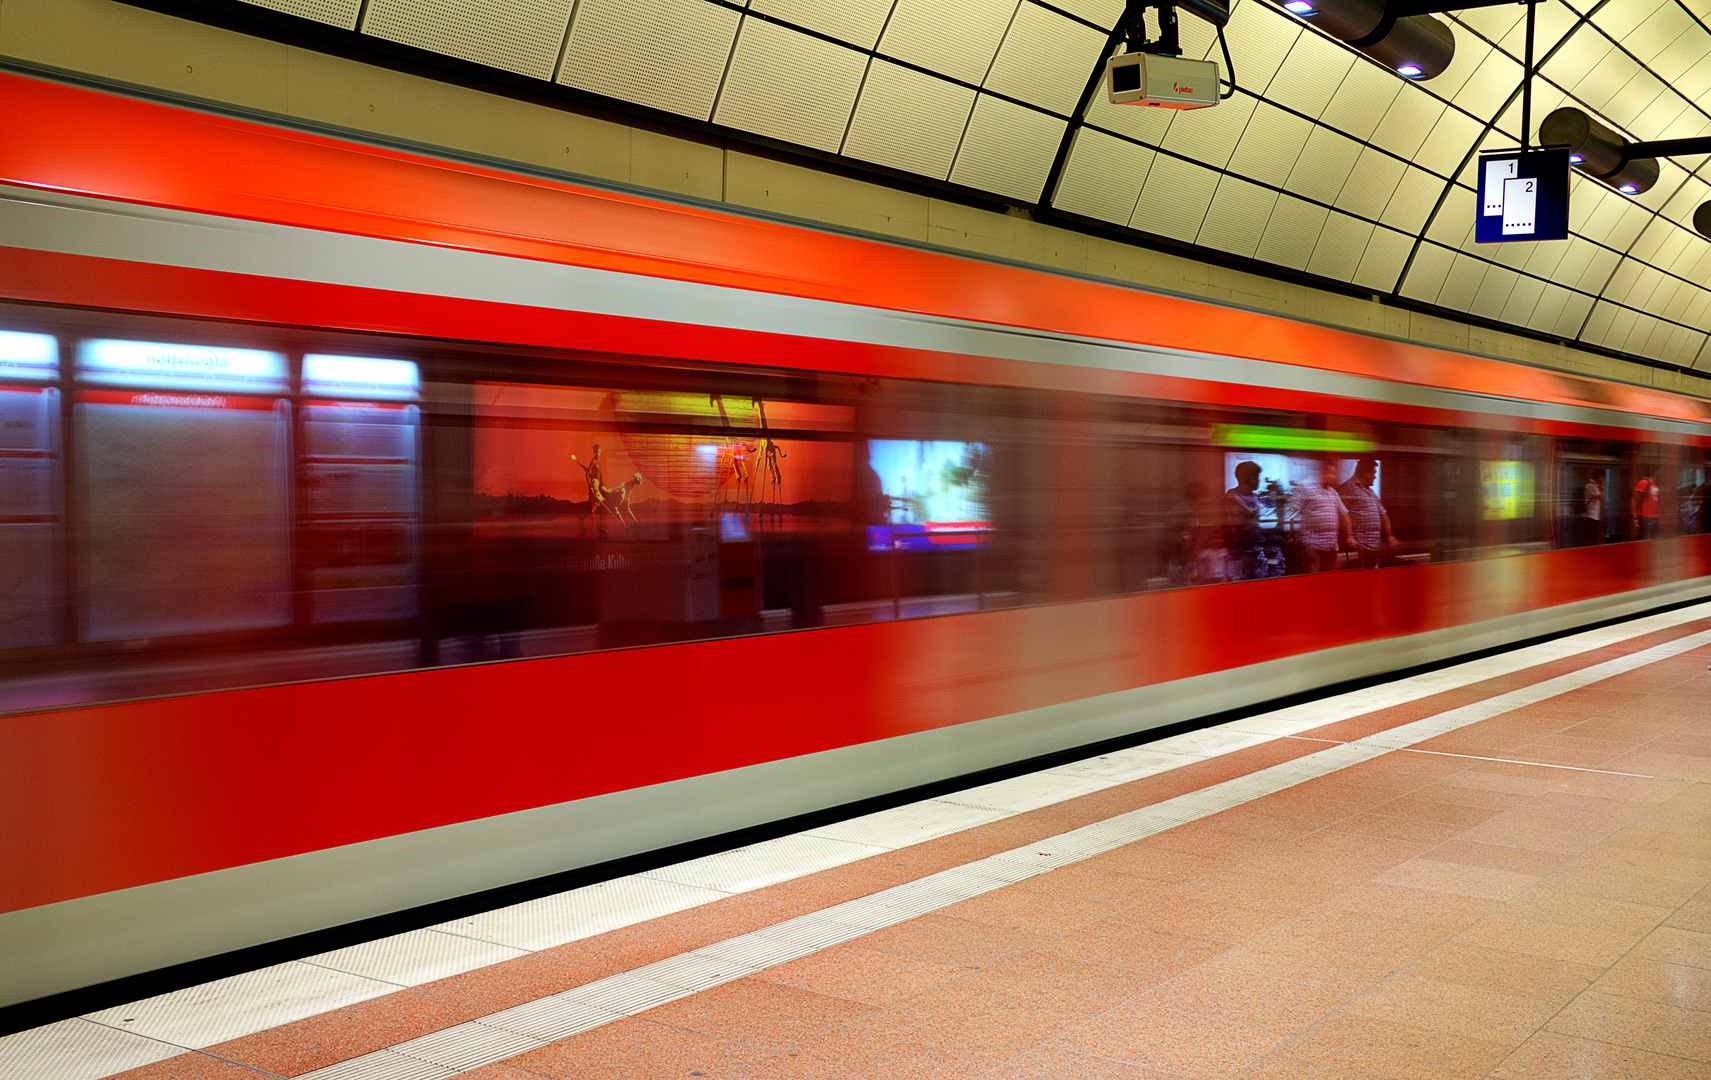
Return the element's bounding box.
[1481,460,1534,520]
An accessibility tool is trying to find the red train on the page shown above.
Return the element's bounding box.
[2,70,1709,1009]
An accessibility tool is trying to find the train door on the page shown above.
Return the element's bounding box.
[299,355,422,623]
[0,330,61,648]
[73,339,294,641]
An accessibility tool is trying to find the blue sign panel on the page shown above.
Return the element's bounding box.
[1476,148,1570,243]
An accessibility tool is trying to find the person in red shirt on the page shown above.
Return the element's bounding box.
[1631,471,1660,540]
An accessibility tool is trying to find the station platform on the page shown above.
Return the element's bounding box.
[6,605,1711,1080]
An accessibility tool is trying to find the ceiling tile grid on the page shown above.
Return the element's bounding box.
[244,0,361,29]
[362,0,573,79]
[841,59,977,180]
[712,17,867,151]
[984,3,1111,115]
[230,0,1711,373]
[747,0,893,49]
[557,0,737,117]
[949,93,1068,200]
[876,0,1019,86]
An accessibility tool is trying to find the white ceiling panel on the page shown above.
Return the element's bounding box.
[1048,0,1126,29]
[1416,23,1487,100]
[1470,264,1520,322]
[879,0,1019,87]
[1567,45,1641,115]
[1159,93,1256,171]
[1398,241,1454,303]
[558,0,737,118]
[1554,292,1596,340]
[1425,184,1475,249]
[1521,234,1571,280]
[363,0,573,79]
[1332,150,1406,221]
[1052,127,1152,224]
[1352,225,1413,292]
[1284,126,1364,206]
[1307,211,1374,281]
[1527,283,1571,334]
[1450,50,1521,118]
[1367,90,1448,162]
[1411,108,1483,177]
[1225,103,1313,187]
[842,61,975,180]
[1379,167,1447,234]
[985,3,1110,116]
[1539,28,1615,97]
[1222,0,1300,91]
[1437,252,1492,311]
[1651,24,1708,82]
[1198,176,1281,258]
[241,0,361,29]
[1499,274,1546,327]
[950,94,1065,202]
[748,0,893,49]
[1255,195,1330,270]
[1595,0,1670,41]
[1318,63,1403,143]
[1130,154,1220,243]
[1574,245,1623,294]
[714,19,866,153]
[1264,33,1355,119]
[1453,5,1523,45]
[1603,69,1671,134]
[1495,1,1579,57]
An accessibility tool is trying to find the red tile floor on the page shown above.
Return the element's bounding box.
[90,616,1711,1079]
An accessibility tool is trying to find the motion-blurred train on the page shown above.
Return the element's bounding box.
[3,70,1709,1008]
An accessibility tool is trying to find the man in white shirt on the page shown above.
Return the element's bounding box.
[1338,458,1393,568]
[1295,460,1352,573]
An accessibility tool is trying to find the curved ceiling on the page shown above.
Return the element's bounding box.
[240,0,1711,369]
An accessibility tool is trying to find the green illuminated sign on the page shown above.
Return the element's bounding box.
[1212,424,1375,453]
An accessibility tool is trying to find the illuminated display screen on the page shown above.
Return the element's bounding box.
[78,340,288,393]
[303,355,420,400]
[0,330,57,382]
[1213,424,1375,453]
[866,440,992,552]
[1482,460,1535,520]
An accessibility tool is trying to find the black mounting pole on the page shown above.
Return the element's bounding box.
[1520,0,1535,150]
[1625,136,1711,159]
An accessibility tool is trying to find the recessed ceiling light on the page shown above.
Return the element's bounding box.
[1283,1,1316,12]
[1396,64,1424,77]
[1619,184,1639,194]
[1569,154,1583,163]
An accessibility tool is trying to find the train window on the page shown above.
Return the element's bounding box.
[74,340,294,641]
[300,355,421,623]
[0,330,61,649]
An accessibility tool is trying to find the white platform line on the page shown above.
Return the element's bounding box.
[279,624,1711,1080]
[5,603,1707,1080]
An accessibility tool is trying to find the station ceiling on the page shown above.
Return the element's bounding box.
[243,0,1711,369]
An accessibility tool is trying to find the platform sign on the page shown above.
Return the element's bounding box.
[1476,149,1569,243]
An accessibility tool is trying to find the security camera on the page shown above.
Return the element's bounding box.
[1107,53,1221,109]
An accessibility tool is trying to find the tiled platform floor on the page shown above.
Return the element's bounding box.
[7,607,1711,1080]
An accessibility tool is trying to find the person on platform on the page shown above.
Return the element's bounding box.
[1337,457,1393,568]
[1294,460,1352,574]
[1581,472,1603,546]
[1225,460,1265,581]
[1631,469,1660,541]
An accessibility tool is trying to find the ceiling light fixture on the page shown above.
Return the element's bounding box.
[1540,107,1663,196]
[1267,0,1454,80]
